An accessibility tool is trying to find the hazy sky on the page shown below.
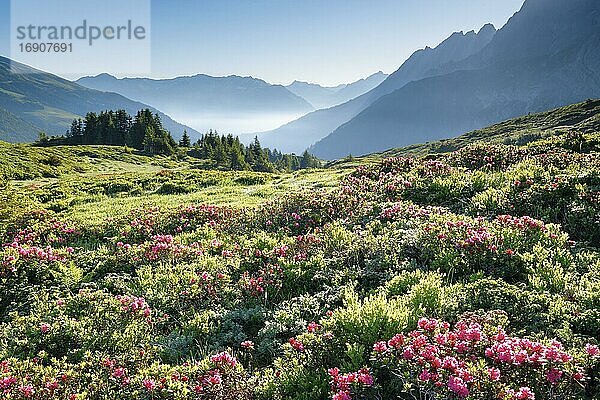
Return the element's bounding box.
[0,0,525,85]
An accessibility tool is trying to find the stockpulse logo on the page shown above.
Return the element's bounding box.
[15,20,147,46]
[10,0,151,77]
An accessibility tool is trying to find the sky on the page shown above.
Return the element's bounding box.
[0,0,525,86]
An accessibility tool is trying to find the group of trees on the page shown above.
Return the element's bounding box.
[38,109,177,155]
[35,109,321,172]
[186,131,320,172]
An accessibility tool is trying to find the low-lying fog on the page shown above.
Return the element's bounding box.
[172,111,307,140]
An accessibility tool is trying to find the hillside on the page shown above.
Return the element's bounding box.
[1,102,599,399]
[255,24,497,154]
[311,0,600,159]
[0,57,200,142]
[0,107,41,142]
[376,99,600,157]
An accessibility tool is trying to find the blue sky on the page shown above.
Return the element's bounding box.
[0,0,525,85]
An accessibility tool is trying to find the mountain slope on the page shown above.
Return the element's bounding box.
[311,0,600,159]
[286,71,388,109]
[376,99,600,158]
[0,107,41,143]
[0,57,200,143]
[255,24,497,153]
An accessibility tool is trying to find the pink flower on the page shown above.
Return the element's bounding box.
[112,368,125,378]
[289,337,304,351]
[373,341,388,353]
[585,344,599,357]
[307,321,321,333]
[40,323,51,333]
[546,368,562,384]
[210,351,237,368]
[447,376,469,398]
[142,379,156,391]
[516,387,535,400]
[357,369,373,386]
[19,385,35,397]
[419,369,432,381]
[488,367,501,381]
[241,340,254,350]
[205,371,222,385]
[45,380,58,391]
[388,333,405,348]
[417,317,438,332]
[332,391,351,400]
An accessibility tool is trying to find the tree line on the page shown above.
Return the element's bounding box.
[185,131,320,172]
[35,109,321,172]
[37,109,177,155]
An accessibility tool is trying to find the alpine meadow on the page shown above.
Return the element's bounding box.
[0,1,599,400]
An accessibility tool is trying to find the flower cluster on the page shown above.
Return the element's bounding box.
[115,295,152,320]
[1,242,71,276]
[371,316,585,399]
[328,367,374,400]
[241,264,284,299]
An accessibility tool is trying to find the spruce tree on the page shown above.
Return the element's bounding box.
[179,130,191,147]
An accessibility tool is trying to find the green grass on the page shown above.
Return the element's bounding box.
[0,141,347,232]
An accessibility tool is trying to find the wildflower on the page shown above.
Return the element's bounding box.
[332,391,351,400]
[307,321,321,333]
[289,337,304,351]
[447,376,469,398]
[373,341,388,353]
[516,387,535,400]
[546,368,562,384]
[205,370,222,385]
[241,340,254,350]
[112,368,125,378]
[585,343,599,357]
[573,371,585,381]
[19,385,35,398]
[488,367,501,381]
[210,351,237,369]
[142,379,156,391]
[40,323,50,333]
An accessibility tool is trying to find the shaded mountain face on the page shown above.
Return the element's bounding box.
[77,73,314,136]
[255,24,496,154]
[310,0,600,159]
[0,57,199,143]
[286,71,388,109]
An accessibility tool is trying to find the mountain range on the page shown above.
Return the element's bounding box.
[309,0,600,158]
[285,71,388,109]
[255,23,497,154]
[2,0,598,157]
[76,73,316,136]
[0,57,200,143]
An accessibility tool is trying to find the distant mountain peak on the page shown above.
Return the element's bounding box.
[285,72,389,110]
[478,23,496,35]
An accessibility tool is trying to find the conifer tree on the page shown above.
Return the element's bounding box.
[179,130,191,147]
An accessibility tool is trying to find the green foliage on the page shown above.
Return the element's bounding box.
[1,113,600,399]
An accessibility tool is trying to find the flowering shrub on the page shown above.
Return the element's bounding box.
[371,315,589,400]
[327,367,374,400]
[1,134,600,399]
